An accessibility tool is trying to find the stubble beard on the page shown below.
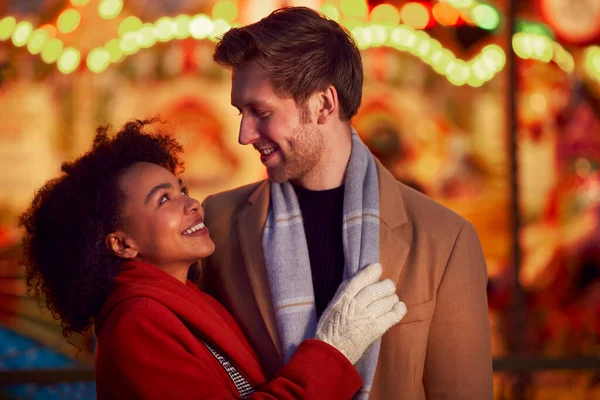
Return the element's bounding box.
[266,123,324,183]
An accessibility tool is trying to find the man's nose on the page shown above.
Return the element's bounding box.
[238,116,260,145]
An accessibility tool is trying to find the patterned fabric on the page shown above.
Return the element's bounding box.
[262,130,380,400]
[201,339,255,399]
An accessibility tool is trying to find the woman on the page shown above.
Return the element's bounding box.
[19,120,406,399]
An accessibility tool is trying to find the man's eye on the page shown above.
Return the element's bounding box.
[257,112,271,119]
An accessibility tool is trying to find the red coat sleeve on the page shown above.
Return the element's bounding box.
[95,298,362,400]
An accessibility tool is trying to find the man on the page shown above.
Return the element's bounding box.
[202,6,493,399]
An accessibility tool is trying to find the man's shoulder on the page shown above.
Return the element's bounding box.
[203,180,267,213]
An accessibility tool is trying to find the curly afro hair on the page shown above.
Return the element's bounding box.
[19,119,185,337]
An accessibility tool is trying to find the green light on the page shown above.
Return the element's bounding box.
[41,38,63,63]
[138,24,157,48]
[471,4,500,31]
[174,15,191,39]
[210,19,231,41]
[57,8,81,34]
[447,0,473,7]
[0,17,16,41]
[27,29,48,54]
[119,32,140,54]
[212,1,238,23]
[12,21,33,47]
[98,0,123,20]
[87,48,110,73]
[446,61,470,86]
[320,3,340,22]
[340,0,368,18]
[119,16,142,37]
[57,47,80,74]
[154,17,175,42]
[189,14,213,39]
[516,20,555,40]
[105,39,123,62]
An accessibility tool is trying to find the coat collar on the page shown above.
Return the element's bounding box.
[237,160,411,357]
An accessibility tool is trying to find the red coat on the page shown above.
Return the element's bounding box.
[94,261,361,399]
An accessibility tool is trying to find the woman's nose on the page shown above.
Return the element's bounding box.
[185,197,201,215]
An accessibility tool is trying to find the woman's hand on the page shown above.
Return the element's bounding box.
[315,263,407,364]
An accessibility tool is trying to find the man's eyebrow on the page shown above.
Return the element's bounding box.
[144,183,173,205]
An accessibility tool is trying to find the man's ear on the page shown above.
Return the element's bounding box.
[316,85,338,125]
[105,231,139,259]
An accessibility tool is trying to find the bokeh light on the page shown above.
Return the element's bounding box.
[320,3,341,22]
[370,4,400,25]
[57,47,81,74]
[40,38,63,63]
[432,3,460,26]
[0,17,17,41]
[340,0,368,19]
[12,21,33,47]
[87,48,110,73]
[27,30,49,54]
[57,8,81,34]
[401,3,430,30]
[98,0,123,20]
[119,16,142,37]
[212,1,238,23]
[190,14,214,39]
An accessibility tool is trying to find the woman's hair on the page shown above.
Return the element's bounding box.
[213,6,363,122]
[19,119,184,337]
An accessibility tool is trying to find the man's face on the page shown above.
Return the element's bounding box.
[230,60,324,183]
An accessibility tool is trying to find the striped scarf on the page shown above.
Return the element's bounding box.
[262,130,380,399]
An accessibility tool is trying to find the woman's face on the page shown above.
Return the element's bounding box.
[112,162,215,272]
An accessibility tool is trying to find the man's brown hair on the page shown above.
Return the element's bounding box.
[213,6,363,121]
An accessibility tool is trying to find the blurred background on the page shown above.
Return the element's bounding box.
[0,0,599,398]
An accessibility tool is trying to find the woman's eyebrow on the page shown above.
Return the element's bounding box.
[144,183,172,205]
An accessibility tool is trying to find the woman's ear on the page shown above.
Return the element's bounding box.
[105,231,139,259]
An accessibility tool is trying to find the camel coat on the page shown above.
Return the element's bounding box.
[201,160,493,399]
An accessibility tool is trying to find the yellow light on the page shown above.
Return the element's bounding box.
[416,37,433,58]
[352,26,369,49]
[70,0,90,5]
[482,45,505,70]
[155,17,175,42]
[190,14,213,39]
[446,0,473,7]
[57,47,81,74]
[368,24,388,46]
[470,59,491,81]
[40,24,57,38]
[370,4,400,25]
[212,1,238,23]
[467,74,485,87]
[432,3,459,26]
[120,32,140,54]
[529,92,547,114]
[57,8,81,34]
[446,61,470,86]
[512,33,532,59]
[531,35,552,62]
[119,16,142,37]
[211,19,231,41]
[12,21,33,47]
[340,0,368,19]
[27,29,48,54]
[401,3,430,30]
[87,48,110,73]
[174,15,191,39]
[0,16,16,41]
[320,3,340,22]
[342,18,362,31]
[138,24,156,48]
[432,49,454,74]
[105,38,123,62]
[389,26,415,48]
[41,38,63,63]
[98,0,123,20]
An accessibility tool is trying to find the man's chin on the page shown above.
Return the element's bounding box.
[266,167,289,183]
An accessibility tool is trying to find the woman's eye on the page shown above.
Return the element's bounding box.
[181,186,189,196]
[159,194,169,204]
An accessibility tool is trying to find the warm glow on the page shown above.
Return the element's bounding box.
[370,4,400,25]
[401,3,430,30]
[57,8,81,34]
[70,0,90,5]
[432,3,459,26]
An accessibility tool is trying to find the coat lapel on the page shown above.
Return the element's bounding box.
[376,159,411,283]
[237,180,283,362]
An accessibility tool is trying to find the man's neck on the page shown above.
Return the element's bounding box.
[292,124,352,191]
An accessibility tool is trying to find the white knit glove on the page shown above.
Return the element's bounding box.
[315,263,407,364]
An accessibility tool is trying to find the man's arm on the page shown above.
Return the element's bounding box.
[423,221,494,399]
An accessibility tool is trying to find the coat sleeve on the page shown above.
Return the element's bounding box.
[423,221,494,399]
[95,300,362,400]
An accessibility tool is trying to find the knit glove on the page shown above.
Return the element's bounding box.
[315,263,407,364]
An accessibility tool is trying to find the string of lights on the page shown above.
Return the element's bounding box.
[0,0,598,86]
